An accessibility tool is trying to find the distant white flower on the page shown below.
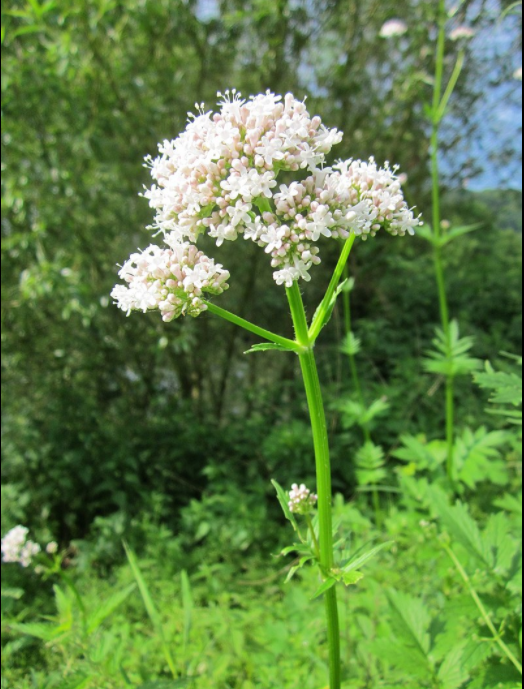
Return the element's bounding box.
[288,484,318,514]
[514,67,523,81]
[380,19,408,38]
[2,526,41,568]
[46,542,59,555]
[450,26,476,41]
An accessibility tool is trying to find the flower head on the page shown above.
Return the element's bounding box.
[380,19,408,38]
[450,26,476,41]
[288,484,318,515]
[113,91,418,299]
[2,526,41,568]
[111,240,230,321]
[46,542,59,555]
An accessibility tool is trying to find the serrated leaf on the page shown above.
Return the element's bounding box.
[311,578,337,600]
[10,622,63,642]
[272,480,300,534]
[340,332,361,356]
[369,638,432,679]
[386,590,432,664]
[424,322,482,378]
[244,343,294,354]
[392,434,446,471]
[355,443,386,470]
[341,570,364,586]
[86,584,136,634]
[482,512,520,573]
[429,487,489,566]
[456,427,510,489]
[342,541,394,573]
[437,644,470,689]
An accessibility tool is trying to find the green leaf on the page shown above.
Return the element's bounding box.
[437,644,470,689]
[311,278,350,334]
[124,543,177,677]
[424,321,482,378]
[181,570,193,650]
[341,570,364,586]
[386,590,432,662]
[342,541,394,573]
[429,487,488,566]
[340,332,361,357]
[138,683,190,689]
[271,480,300,534]
[455,426,510,489]
[311,577,338,600]
[1,588,24,600]
[57,676,93,689]
[285,556,314,583]
[439,223,482,246]
[392,434,446,471]
[244,343,295,355]
[86,583,136,634]
[10,622,62,642]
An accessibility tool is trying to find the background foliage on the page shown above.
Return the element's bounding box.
[1,0,522,687]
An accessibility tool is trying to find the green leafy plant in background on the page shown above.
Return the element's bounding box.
[418,0,485,486]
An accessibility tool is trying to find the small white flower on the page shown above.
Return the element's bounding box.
[380,19,408,38]
[2,526,41,568]
[46,542,59,555]
[288,484,318,514]
[450,26,476,41]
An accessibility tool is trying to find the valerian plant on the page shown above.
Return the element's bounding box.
[111,90,420,689]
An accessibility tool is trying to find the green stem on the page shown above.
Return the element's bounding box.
[431,0,455,484]
[443,542,523,675]
[205,302,303,354]
[446,378,455,482]
[372,487,382,529]
[342,265,371,443]
[287,281,341,689]
[306,514,321,562]
[309,234,357,342]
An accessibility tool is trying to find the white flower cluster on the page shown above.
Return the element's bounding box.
[113,91,419,313]
[144,91,343,246]
[111,239,230,321]
[1,526,41,568]
[380,19,408,38]
[288,483,318,515]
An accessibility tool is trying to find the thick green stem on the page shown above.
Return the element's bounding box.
[287,281,341,689]
[431,0,455,483]
[205,302,303,354]
[443,542,523,675]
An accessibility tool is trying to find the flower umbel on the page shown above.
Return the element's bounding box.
[288,484,318,515]
[111,240,230,322]
[1,526,41,568]
[379,19,408,38]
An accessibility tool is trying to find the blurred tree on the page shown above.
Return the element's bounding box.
[1,0,521,536]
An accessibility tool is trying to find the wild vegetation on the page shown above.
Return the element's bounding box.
[1,1,522,688]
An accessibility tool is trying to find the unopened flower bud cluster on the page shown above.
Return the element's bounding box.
[288,484,318,515]
[111,240,229,321]
[113,91,419,318]
[1,526,41,568]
